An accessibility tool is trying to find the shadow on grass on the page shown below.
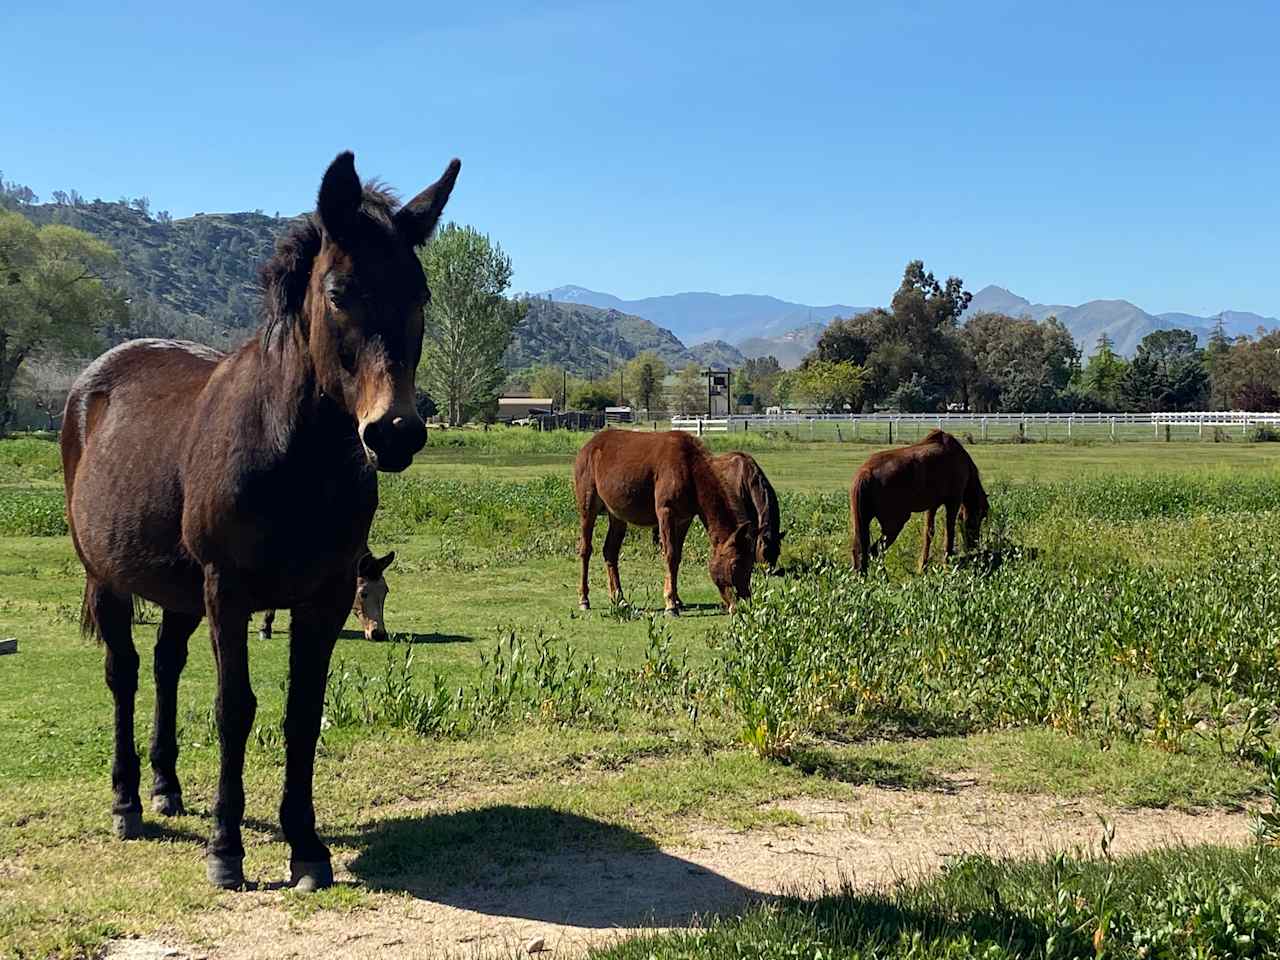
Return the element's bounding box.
[336,629,474,644]
[786,748,944,791]
[341,805,764,927]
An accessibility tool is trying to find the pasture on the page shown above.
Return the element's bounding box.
[4,430,1280,958]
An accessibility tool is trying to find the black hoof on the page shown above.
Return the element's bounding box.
[151,792,184,817]
[290,859,334,893]
[113,810,143,840]
[258,630,272,640]
[207,854,246,890]
[578,601,590,611]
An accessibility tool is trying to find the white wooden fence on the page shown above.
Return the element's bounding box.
[672,411,1280,441]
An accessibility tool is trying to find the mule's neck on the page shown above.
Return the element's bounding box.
[692,454,740,543]
[253,325,358,459]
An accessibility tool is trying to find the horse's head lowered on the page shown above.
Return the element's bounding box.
[961,480,989,550]
[290,151,459,472]
[710,522,755,611]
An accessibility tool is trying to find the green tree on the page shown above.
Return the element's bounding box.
[1118,328,1208,411]
[418,224,526,425]
[0,210,124,433]
[791,359,866,412]
[624,351,668,414]
[1080,333,1128,411]
[742,356,783,410]
[961,312,1079,412]
[570,382,615,412]
[1209,330,1280,411]
[528,364,568,410]
[669,363,705,415]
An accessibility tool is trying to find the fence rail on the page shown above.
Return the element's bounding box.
[671,411,1280,441]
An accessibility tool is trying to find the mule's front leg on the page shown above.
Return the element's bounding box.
[280,590,346,892]
[919,509,936,572]
[204,569,255,889]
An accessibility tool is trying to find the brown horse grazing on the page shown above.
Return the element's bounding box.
[649,451,784,570]
[849,429,989,574]
[60,151,459,891]
[260,549,395,641]
[574,430,755,614]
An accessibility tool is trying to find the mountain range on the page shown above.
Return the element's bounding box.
[543,283,1278,367]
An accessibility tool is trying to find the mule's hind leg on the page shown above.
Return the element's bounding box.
[259,609,275,639]
[89,581,144,838]
[150,610,200,816]
[666,517,692,611]
[919,509,936,572]
[603,515,628,603]
[280,588,347,892]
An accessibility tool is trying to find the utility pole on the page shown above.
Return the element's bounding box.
[562,369,567,412]
[619,369,624,405]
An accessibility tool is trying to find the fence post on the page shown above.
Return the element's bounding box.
[1067,417,1072,440]
[810,420,814,440]
[888,420,893,444]
[853,418,858,440]
[1199,417,1204,440]
[981,417,987,441]
[1154,419,1160,440]
[1110,418,1116,441]
[697,419,704,437]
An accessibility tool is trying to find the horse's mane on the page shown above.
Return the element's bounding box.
[259,184,402,348]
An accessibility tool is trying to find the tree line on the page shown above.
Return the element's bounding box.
[733,261,1279,415]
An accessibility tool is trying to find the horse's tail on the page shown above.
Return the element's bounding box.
[849,470,874,573]
[80,579,103,644]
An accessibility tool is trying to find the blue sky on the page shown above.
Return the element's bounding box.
[3,0,1277,316]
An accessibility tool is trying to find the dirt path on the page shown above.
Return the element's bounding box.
[103,782,1253,960]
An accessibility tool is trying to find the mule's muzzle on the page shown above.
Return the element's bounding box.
[368,627,389,642]
[361,413,427,472]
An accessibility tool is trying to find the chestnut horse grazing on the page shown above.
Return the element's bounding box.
[575,430,754,614]
[713,452,784,570]
[849,429,988,573]
[61,151,458,891]
[260,548,395,641]
[652,451,784,570]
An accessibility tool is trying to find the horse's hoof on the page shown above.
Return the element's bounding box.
[290,859,334,893]
[258,630,271,640]
[113,810,143,840]
[151,793,184,817]
[665,607,681,618]
[207,854,246,890]
[578,601,590,611]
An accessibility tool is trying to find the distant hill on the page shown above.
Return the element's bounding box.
[18,198,294,348]
[687,339,747,368]
[737,321,831,369]
[541,285,868,346]
[963,285,1277,355]
[505,298,699,376]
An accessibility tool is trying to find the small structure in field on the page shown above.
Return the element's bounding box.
[605,405,633,424]
[498,397,554,423]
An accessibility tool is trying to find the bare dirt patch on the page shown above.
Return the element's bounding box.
[104,783,1253,960]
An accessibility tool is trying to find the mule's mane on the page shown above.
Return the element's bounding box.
[259,185,403,347]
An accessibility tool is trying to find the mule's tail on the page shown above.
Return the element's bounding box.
[849,471,874,573]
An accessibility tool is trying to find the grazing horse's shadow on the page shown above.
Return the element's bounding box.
[339,806,765,928]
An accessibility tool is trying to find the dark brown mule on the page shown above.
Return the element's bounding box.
[849,429,988,574]
[261,549,395,641]
[649,451,784,570]
[575,430,754,614]
[61,152,458,891]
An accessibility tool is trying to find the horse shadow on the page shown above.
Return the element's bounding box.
[338,806,765,928]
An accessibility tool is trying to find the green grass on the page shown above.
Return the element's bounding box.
[595,844,1280,959]
[3,432,1280,957]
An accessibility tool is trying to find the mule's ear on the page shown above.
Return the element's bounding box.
[356,550,376,579]
[395,158,461,247]
[318,151,363,243]
[372,551,396,577]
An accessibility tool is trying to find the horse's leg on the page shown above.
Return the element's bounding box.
[280,589,347,892]
[873,513,908,560]
[259,609,275,640]
[943,501,959,563]
[149,610,201,817]
[92,581,144,839]
[656,506,683,615]
[667,518,692,610]
[603,514,628,603]
[204,568,255,889]
[919,508,936,573]
[578,507,597,610]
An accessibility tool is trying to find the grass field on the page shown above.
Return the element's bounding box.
[3,428,1280,958]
